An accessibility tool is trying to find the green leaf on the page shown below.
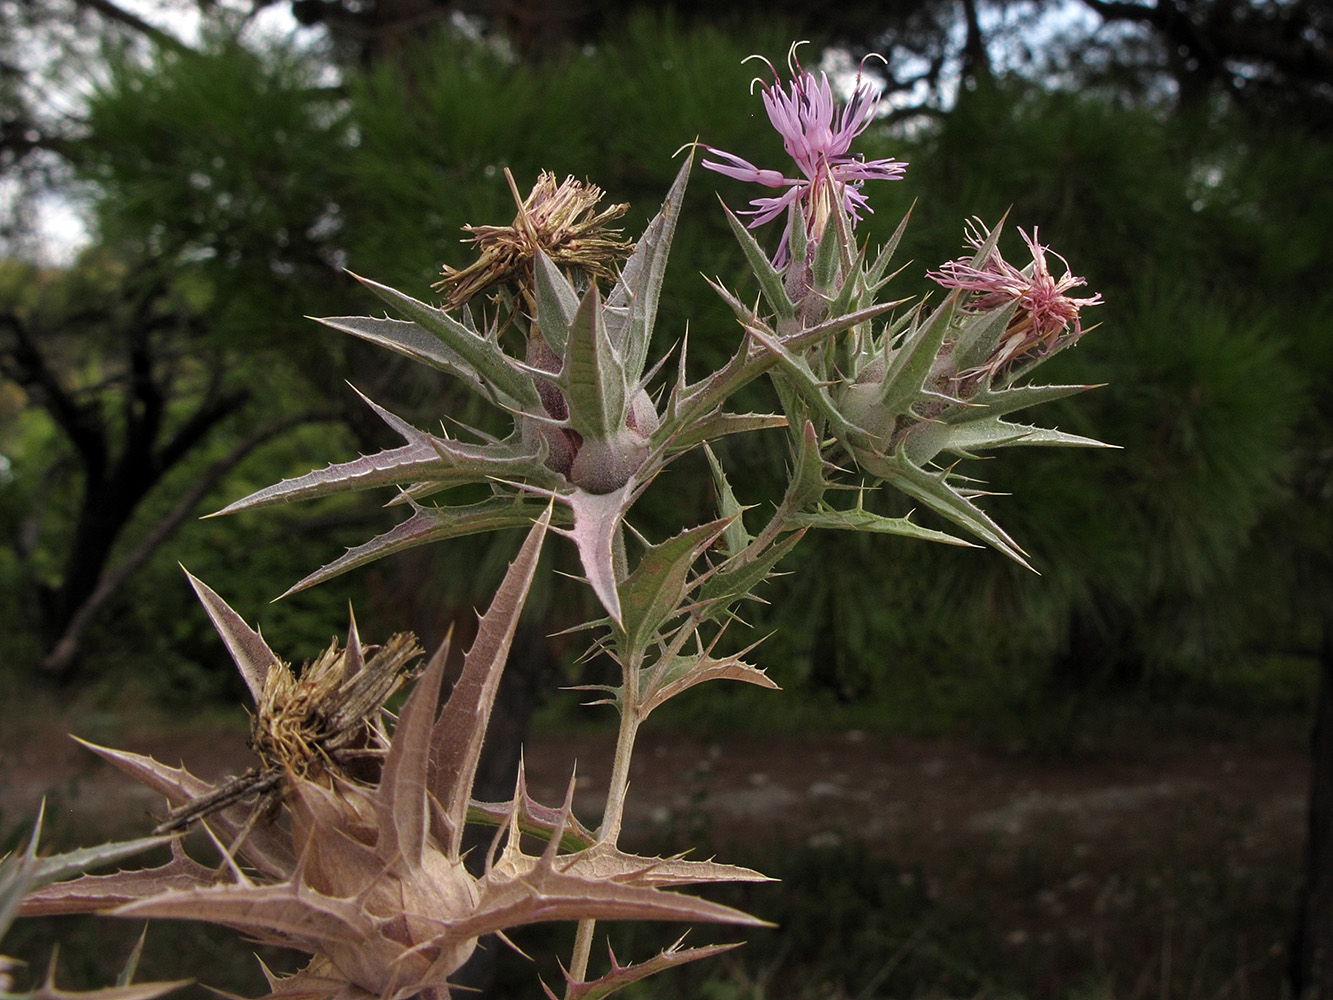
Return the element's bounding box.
[605,151,692,383]
[952,381,1100,423]
[867,447,1032,568]
[787,500,976,547]
[783,418,827,512]
[876,298,954,419]
[617,518,731,657]
[704,444,750,556]
[532,250,580,355]
[639,646,778,718]
[721,202,794,320]
[811,209,841,291]
[563,284,628,441]
[664,410,787,454]
[695,528,805,624]
[312,314,486,396]
[349,271,540,408]
[280,496,553,597]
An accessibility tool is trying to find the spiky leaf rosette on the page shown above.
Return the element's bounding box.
[212,152,797,625]
[22,514,770,1000]
[713,198,1112,568]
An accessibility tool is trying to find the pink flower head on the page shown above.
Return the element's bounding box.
[703,43,907,265]
[929,219,1103,376]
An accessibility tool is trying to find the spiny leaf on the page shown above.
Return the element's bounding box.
[875,297,954,419]
[464,856,770,943]
[639,648,779,717]
[704,444,751,557]
[312,314,486,396]
[71,741,295,879]
[430,508,551,856]
[554,485,636,625]
[533,249,581,355]
[182,569,280,705]
[114,880,368,949]
[279,495,550,598]
[467,764,597,854]
[546,938,746,1000]
[671,299,901,431]
[211,392,545,517]
[661,410,786,454]
[605,150,693,382]
[868,450,1032,568]
[943,419,1116,453]
[745,325,861,441]
[554,845,772,889]
[349,272,540,408]
[810,209,842,292]
[695,528,806,625]
[617,518,732,658]
[721,202,794,320]
[946,381,1101,423]
[787,501,976,547]
[784,418,826,512]
[377,635,451,869]
[563,284,628,441]
[18,844,218,918]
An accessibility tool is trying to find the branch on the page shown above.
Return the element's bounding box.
[40,410,342,677]
[0,310,108,478]
[71,0,193,54]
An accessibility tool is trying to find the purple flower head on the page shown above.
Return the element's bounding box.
[703,42,907,266]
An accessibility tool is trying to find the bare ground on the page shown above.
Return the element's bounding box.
[0,693,1313,997]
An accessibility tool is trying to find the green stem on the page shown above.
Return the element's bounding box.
[565,647,644,994]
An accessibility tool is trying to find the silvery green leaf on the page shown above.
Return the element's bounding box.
[533,250,580,355]
[722,203,794,320]
[313,314,486,397]
[349,271,540,409]
[944,419,1115,453]
[563,284,628,441]
[787,501,975,547]
[211,392,545,516]
[616,518,731,657]
[280,496,552,597]
[605,151,693,383]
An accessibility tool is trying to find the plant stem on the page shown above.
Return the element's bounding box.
[565,649,644,994]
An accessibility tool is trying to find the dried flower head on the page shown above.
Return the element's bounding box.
[929,218,1103,379]
[703,41,906,264]
[153,629,423,835]
[23,541,769,1000]
[435,170,631,309]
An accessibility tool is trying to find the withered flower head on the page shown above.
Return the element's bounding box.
[22,521,769,1000]
[435,170,631,310]
[929,218,1102,381]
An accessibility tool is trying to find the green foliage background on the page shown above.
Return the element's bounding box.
[0,12,1328,724]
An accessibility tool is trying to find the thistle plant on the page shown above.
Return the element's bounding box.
[18,40,1107,1000]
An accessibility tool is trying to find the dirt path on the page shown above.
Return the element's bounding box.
[2,699,1312,998]
[3,704,1308,865]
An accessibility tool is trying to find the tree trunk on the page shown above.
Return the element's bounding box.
[1291,616,1333,1000]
